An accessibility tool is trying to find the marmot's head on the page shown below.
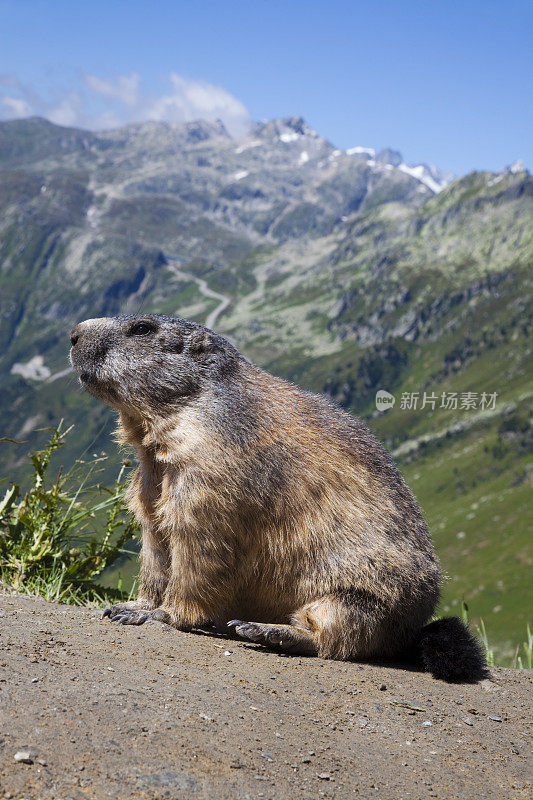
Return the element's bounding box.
[70,314,242,415]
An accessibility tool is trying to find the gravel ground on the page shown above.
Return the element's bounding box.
[0,591,531,800]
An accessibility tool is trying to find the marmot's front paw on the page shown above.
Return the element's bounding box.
[102,606,171,626]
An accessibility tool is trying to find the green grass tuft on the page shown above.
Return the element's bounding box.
[0,422,139,604]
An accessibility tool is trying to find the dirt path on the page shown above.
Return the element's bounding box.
[0,592,531,800]
[166,259,231,329]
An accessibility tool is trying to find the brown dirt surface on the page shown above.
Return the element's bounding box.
[0,592,531,800]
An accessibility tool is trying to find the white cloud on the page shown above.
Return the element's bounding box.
[47,93,82,127]
[84,72,140,106]
[2,95,33,116]
[143,73,250,136]
[0,71,251,137]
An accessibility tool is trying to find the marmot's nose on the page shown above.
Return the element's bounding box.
[70,324,82,347]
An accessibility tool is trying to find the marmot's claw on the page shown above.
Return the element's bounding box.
[231,622,266,642]
[227,619,244,628]
[103,606,172,627]
[226,620,317,655]
[102,605,124,621]
[102,605,126,621]
[101,605,150,625]
[116,610,151,625]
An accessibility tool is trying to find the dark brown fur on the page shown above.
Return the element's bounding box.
[70,314,443,662]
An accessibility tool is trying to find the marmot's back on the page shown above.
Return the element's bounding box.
[224,365,442,626]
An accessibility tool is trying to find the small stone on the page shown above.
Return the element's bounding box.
[37,758,47,766]
[422,721,432,726]
[463,717,474,726]
[302,757,311,763]
[224,650,232,656]
[14,750,34,764]
[481,679,501,693]
[31,678,39,683]
[107,667,115,672]
[317,773,331,780]
[379,684,387,691]
[488,715,503,722]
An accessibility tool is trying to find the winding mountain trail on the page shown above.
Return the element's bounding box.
[1,592,531,800]
[166,258,231,330]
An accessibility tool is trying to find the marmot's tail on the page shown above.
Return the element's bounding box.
[415,617,489,682]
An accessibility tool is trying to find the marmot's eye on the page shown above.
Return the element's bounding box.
[127,321,157,336]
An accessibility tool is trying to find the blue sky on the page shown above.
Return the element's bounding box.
[0,0,531,174]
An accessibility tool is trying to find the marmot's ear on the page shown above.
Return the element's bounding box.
[188,329,211,355]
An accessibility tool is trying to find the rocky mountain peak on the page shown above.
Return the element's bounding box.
[376,148,403,167]
[182,118,230,142]
[506,158,527,174]
[254,116,320,143]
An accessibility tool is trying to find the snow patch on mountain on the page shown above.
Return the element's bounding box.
[279,131,299,143]
[11,355,51,381]
[347,146,375,157]
[234,139,262,155]
[398,163,446,194]
[506,158,526,174]
[347,144,453,193]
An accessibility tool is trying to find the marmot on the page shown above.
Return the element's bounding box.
[70,314,486,681]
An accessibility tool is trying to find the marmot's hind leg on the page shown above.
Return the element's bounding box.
[227,620,318,655]
[229,591,402,661]
[294,591,417,661]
